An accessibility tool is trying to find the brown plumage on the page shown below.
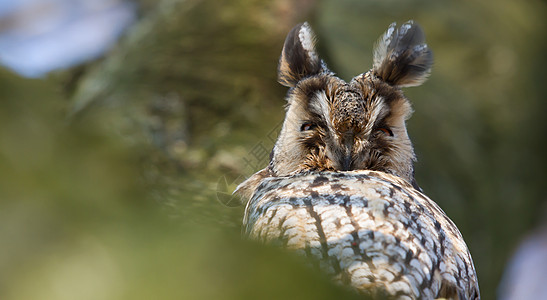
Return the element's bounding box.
[235,21,480,299]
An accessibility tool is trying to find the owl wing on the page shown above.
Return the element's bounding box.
[244,171,480,299]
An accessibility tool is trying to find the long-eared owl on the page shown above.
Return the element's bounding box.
[235,21,480,300]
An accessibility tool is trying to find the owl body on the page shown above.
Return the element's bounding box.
[236,22,480,299]
[244,171,478,299]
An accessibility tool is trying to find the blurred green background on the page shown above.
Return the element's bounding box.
[1,0,546,299]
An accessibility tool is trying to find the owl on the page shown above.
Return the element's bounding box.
[235,21,480,300]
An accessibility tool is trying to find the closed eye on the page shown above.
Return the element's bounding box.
[376,127,393,137]
[300,122,316,131]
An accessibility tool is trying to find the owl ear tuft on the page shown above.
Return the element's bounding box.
[278,22,323,87]
[372,21,433,87]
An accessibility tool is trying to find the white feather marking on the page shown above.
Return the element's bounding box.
[365,96,387,133]
[373,22,396,70]
[399,22,412,36]
[299,22,318,63]
[310,90,332,125]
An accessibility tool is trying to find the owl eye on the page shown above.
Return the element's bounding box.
[377,127,393,137]
[300,122,316,131]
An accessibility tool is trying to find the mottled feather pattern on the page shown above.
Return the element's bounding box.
[244,171,479,299]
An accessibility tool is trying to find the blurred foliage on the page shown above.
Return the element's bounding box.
[2,0,547,299]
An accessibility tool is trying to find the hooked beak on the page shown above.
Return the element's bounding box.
[341,153,352,171]
[340,132,354,171]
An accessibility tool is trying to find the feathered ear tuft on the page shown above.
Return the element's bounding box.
[278,22,323,87]
[372,21,433,87]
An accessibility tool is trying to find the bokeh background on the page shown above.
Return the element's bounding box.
[1,0,546,299]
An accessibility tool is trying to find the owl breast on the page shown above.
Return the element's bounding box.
[243,171,479,299]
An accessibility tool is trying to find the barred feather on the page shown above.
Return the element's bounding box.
[244,171,480,299]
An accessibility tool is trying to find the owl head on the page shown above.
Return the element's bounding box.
[236,21,433,198]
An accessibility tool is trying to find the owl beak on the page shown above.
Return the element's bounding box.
[340,133,354,171]
[341,153,352,171]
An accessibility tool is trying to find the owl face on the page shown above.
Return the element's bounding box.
[270,22,433,189]
[271,70,416,185]
[235,21,433,199]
